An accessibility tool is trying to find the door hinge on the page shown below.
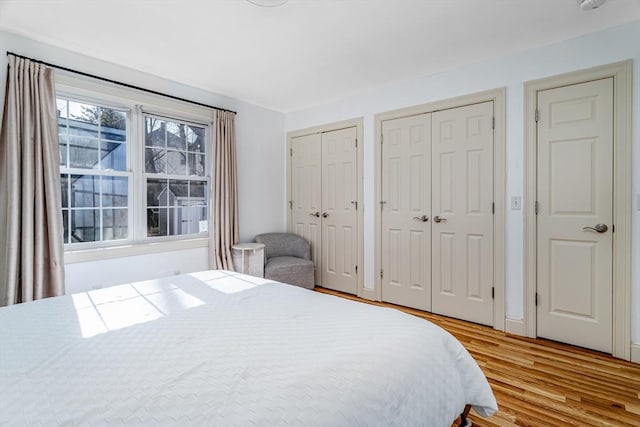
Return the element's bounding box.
[380,201,387,209]
[535,201,539,215]
[351,201,358,210]
[491,202,495,214]
[355,265,358,274]
[535,109,540,123]
[535,292,539,306]
[355,138,358,148]
[288,200,292,210]
[612,224,615,233]
[289,147,293,156]
[491,116,495,130]
[381,134,384,144]
[491,286,495,300]
[380,269,384,279]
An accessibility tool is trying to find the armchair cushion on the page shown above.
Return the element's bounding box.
[264,256,315,290]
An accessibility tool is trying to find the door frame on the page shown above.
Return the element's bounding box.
[374,88,506,331]
[286,118,365,298]
[523,61,633,360]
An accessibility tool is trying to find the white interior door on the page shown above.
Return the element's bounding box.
[381,114,431,311]
[431,101,494,326]
[291,134,322,284]
[321,127,358,294]
[536,78,614,353]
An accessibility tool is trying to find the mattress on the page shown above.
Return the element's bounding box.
[0,270,497,426]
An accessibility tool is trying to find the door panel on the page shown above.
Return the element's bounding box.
[381,114,431,311]
[321,127,358,294]
[536,78,613,353]
[290,134,322,284]
[431,101,494,326]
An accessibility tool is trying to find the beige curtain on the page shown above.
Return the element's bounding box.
[0,55,65,306]
[208,110,239,270]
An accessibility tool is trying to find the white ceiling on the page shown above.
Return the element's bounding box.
[0,0,639,112]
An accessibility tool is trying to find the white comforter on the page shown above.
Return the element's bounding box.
[0,270,497,426]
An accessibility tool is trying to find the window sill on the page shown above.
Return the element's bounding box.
[64,237,209,264]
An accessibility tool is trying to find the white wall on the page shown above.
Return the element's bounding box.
[285,21,640,344]
[64,248,208,294]
[0,30,286,292]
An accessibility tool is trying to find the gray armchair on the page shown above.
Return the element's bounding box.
[255,233,315,289]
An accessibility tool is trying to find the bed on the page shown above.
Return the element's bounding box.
[0,270,497,426]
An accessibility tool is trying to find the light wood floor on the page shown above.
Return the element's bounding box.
[315,287,640,427]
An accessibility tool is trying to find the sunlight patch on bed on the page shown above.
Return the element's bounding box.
[71,283,204,338]
[186,270,272,293]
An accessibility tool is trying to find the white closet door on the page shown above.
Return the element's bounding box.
[431,101,494,326]
[291,133,322,284]
[321,127,358,294]
[381,114,432,311]
[536,78,613,353]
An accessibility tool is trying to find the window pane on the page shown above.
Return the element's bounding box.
[179,206,207,235]
[99,108,126,138]
[147,179,168,207]
[62,209,69,244]
[69,137,99,169]
[59,136,68,167]
[194,206,208,233]
[187,153,205,176]
[145,148,166,174]
[147,208,167,237]
[189,181,207,202]
[114,209,128,239]
[145,117,165,147]
[71,175,99,209]
[101,177,128,207]
[70,209,99,243]
[167,207,178,235]
[186,125,205,153]
[60,175,70,209]
[166,151,187,175]
[69,102,99,125]
[101,141,126,171]
[166,122,185,150]
[102,208,128,240]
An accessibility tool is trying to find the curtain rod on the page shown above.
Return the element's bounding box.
[6,51,237,115]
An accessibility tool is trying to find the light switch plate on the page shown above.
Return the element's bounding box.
[511,196,522,210]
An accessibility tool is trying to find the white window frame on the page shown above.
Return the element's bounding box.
[56,72,213,263]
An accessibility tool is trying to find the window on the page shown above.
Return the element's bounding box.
[144,115,208,237]
[55,85,211,252]
[58,99,129,244]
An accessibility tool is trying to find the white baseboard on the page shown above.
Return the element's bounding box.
[632,343,640,364]
[505,317,525,336]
